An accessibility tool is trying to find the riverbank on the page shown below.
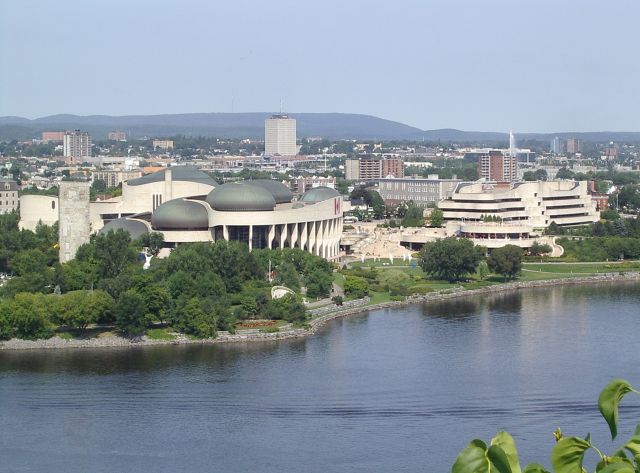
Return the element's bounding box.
[2,272,639,351]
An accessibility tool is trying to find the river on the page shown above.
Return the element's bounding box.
[1,282,639,472]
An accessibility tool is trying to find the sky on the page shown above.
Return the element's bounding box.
[1,0,639,132]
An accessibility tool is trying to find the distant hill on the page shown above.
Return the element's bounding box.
[0,112,425,141]
[1,112,639,143]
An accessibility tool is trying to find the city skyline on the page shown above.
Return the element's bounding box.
[2,0,640,132]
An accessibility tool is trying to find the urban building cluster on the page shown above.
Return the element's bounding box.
[5,123,638,261]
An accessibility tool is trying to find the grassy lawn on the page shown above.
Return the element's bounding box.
[523,261,640,274]
[146,328,177,340]
[333,272,346,290]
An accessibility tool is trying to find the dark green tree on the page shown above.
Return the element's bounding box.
[487,245,523,280]
[420,237,484,282]
[115,289,149,335]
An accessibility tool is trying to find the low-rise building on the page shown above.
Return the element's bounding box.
[0,179,19,214]
[291,175,336,194]
[377,176,460,206]
[92,169,142,188]
[345,157,404,180]
[153,140,174,150]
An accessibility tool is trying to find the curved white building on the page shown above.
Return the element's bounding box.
[19,167,349,260]
[439,180,599,229]
[100,178,347,260]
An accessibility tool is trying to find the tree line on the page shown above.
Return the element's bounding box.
[0,213,334,340]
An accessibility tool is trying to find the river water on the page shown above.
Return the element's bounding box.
[1,282,640,473]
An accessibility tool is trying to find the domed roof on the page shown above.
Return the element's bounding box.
[152,199,210,230]
[300,186,340,203]
[248,180,293,203]
[127,166,217,188]
[99,218,150,239]
[206,182,276,211]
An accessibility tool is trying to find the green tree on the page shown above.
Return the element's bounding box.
[429,207,444,228]
[174,297,218,338]
[487,245,523,280]
[477,260,489,280]
[528,242,552,257]
[140,232,165,257]
[8,293,56,340]
[115,289,149,335]
[556,167,574,179]
[401,203,424,227]
[344,275,370,298]
[420,237,484,282]
[263,294,306,323]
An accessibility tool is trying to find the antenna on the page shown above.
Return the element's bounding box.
[279,97,283,114]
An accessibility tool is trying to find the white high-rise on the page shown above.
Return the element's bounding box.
[265,115,297,156]
[509,130,516,157]
[63,130,92,159]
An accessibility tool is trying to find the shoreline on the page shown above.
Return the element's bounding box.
[2,272,639,351]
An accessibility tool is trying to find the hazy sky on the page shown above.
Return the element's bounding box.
[1,0,639,132]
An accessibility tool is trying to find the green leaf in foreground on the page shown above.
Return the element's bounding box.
[522,464,550,473]
[597,462,635,473]
[551,436,592,473]
[491,431,522,473]
[452,440,490,473]
[598,379,634,440]
[487,445,513,473]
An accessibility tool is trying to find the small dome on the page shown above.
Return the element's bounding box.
[300,186,340,203]
[206,182,276,211]
[152,199,210,230]
[248,180,293,203]
[100,218,149,239]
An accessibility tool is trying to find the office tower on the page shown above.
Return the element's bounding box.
[63,130,92,159]
[478,151,517,182]
[509,130,516,157]
[566,138,582,154]
[264,114,297,156]
[550,136,563,154]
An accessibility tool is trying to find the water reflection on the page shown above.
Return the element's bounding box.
[1,281,640,473]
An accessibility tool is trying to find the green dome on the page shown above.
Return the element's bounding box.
[248,180,293,203]
[99,218,150,239]
[152,199,210,230]
[206,182,276,211]
[300,186,340,203]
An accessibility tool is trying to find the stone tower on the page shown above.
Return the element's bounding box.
[59,181,91,263]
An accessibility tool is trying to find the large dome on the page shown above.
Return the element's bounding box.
[300,186,340,203]
[206,182,276,211]
[248,180,293,204]
[99,218,150,239]
[152,199,210,230]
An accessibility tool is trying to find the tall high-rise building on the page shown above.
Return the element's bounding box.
[478,151,517,182]
[566,138,582,154]
[58,181,91,263]
[550,136,563,154]
[509,130,516,157]
[63,130,92,160]
[264,114,297,156]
